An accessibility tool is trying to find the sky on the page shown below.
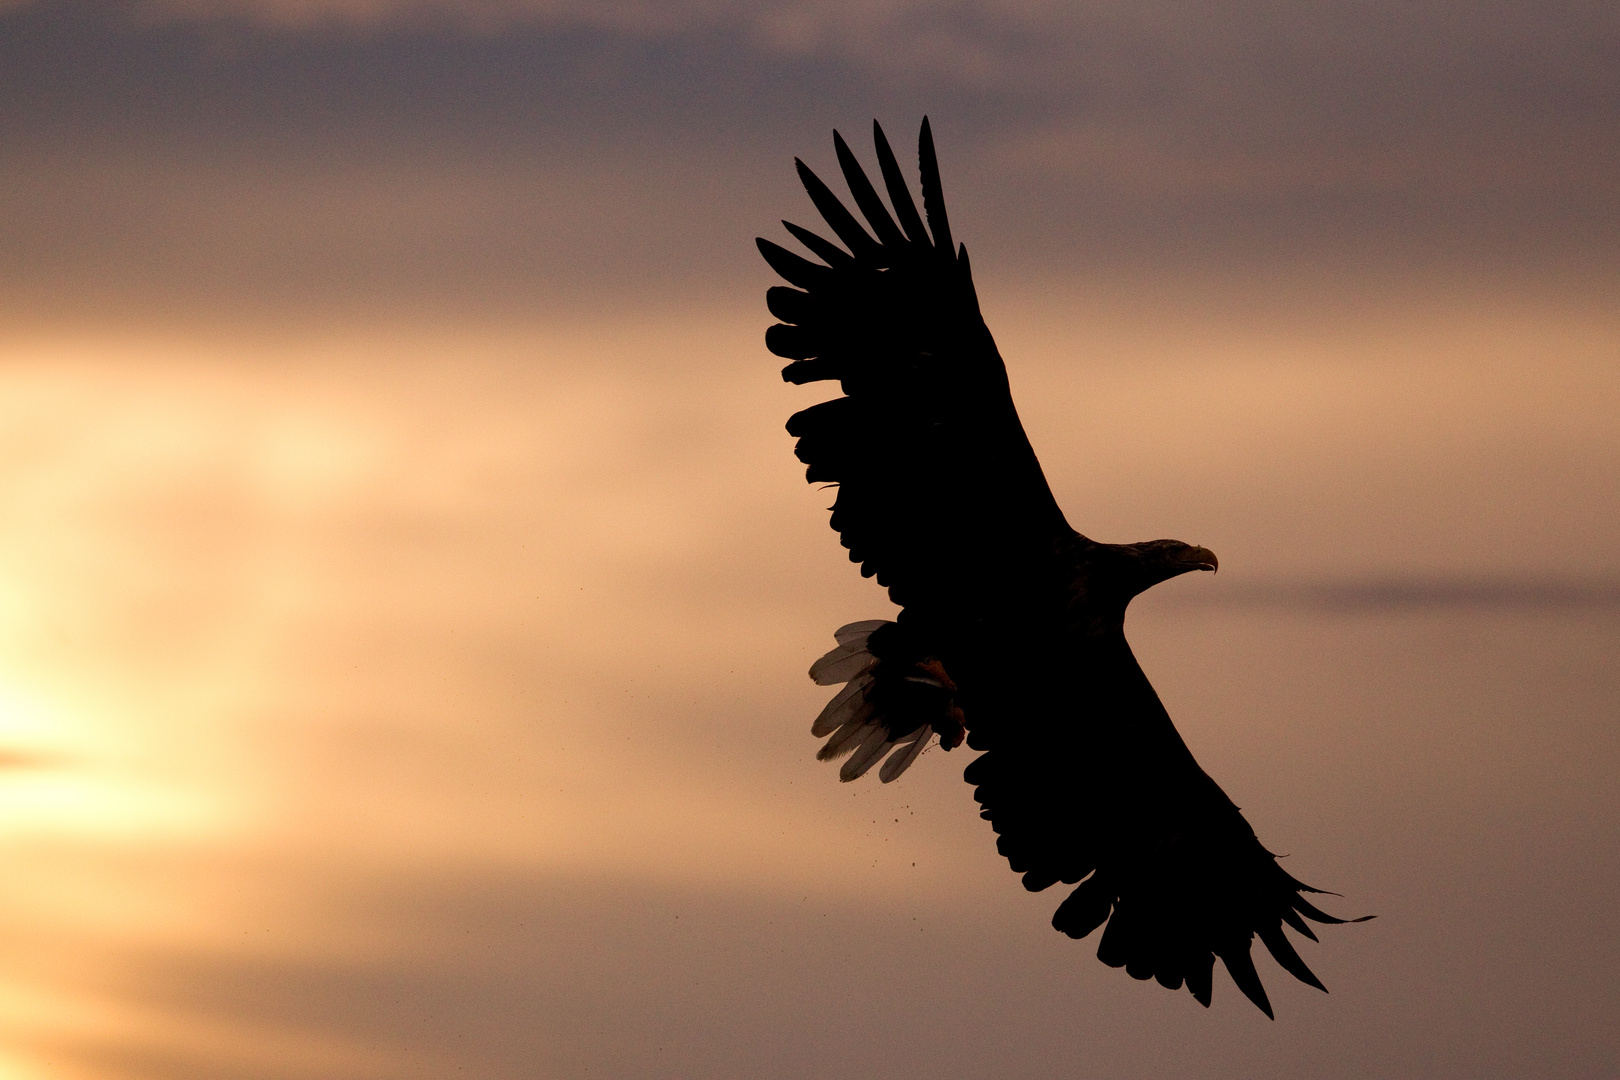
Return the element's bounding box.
[0,2,1617,1078]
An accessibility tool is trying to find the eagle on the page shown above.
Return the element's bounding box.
[758,119,1366,1017]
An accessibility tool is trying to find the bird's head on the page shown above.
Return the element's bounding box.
[1111,538,1219,598]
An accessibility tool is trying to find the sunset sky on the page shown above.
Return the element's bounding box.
[0,2,1617,1077]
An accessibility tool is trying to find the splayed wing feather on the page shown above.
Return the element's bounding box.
[1258,925,1327,993]
[834,130,908,248]
[756,237,830,289]
[1186,951,1216,1007]
[916,118,953,256]
[872,120,929,245]
[782,221,854,269]
[1281,905,1321,941]
[1220,943,1275,1019]
[794,159,882,261]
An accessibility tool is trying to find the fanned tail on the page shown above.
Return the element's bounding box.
[805,620,964,782]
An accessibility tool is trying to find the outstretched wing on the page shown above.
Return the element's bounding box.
[961,642,1370,1017]
[758,119,1074,619]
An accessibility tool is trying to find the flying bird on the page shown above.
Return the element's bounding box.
[758,119,1366,1017]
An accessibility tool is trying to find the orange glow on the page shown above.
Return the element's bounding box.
[0,289,1614,1075]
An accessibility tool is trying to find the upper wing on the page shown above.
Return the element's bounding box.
[758,119,1074,617]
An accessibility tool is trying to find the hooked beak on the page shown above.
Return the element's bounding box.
[1188,546,1218,573]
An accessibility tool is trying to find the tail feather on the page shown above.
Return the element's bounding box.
[805,619,957,781]
[818,713,880,760]
[809,643,877,685]
[811,673,875,737]
[841,723,896,781]
[835,619,889,645]
[879,726,932,783]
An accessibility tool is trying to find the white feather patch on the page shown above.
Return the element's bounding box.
[879,728,933,783]
[811,674,874,737]
[809,643,877,686]
[834,619,890,646]
[839,723,895,782]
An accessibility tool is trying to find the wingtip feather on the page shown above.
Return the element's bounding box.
[1186,951,1215,1007]
[796,156,881,259]
[872,119,928,245]
[1258,924,1328,993]
[834,127,906,247]
[1220,944,1275,1018]
[917,116,954,257]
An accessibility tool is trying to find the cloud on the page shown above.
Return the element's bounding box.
[140,0,736,32]
[11,0,1614,111]
[1,0,1616,322]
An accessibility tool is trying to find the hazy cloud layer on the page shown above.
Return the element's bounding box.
[10,0,1617,152]
[3,0,1617,320]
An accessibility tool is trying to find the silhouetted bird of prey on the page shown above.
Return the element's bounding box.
[758,119,1367,1017]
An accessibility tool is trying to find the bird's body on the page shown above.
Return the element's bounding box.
[760,119,1364,1017]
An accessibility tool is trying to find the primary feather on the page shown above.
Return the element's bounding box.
[761,119,1368,1016]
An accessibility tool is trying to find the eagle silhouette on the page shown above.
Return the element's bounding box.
[758,119,1366,1017]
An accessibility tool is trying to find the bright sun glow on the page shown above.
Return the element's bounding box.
[0,683,224,840]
